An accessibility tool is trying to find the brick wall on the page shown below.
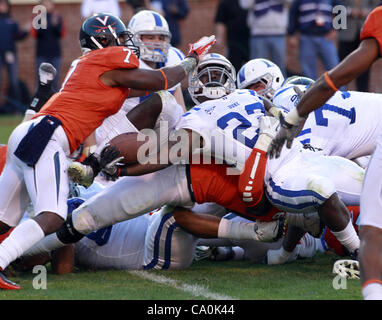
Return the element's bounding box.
[6,0,382,96]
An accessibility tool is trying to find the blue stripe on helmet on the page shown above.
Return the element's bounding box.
[273,86,293,100]
[261,59,273,68]
[152,12,163,27]
[238,67,246,84]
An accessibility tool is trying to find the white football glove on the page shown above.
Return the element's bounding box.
[254,116,280,152]
[267,108,304,159]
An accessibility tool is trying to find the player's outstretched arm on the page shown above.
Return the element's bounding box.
[267,38,379,159]
[295,38,379,119]
[101,36,216,92]
[173,207,285,242]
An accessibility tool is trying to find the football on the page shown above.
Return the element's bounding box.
[108,132,145,164]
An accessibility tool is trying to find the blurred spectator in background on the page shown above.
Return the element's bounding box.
[288,0,342,80]
[126,0,164,14]
[0,0,29,113]
[158,0,189,48]
[215,0,249,73]
[31,0,65,91]
[337,0,380,92]
[81,0,121,18]
[240,0,289,76]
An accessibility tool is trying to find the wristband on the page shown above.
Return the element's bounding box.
[324,72,339,92]
[158,69,168,90]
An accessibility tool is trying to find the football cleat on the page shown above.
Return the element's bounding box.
[333,259,360,279]
[210,246,235,261]
[68,161,94,188]
[194,246,212,261]
[0,271,21,290]
[254,217,286,242]
[296,233,320,259]
[264,246,299,265]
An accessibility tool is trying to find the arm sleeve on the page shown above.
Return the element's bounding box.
[360,6,382,56]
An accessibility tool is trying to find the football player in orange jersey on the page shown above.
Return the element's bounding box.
[267,7,382,300]
[0,12,216,289]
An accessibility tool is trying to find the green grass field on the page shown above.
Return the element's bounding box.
[0,115,363,302]
[0,254,362,300]
[0,115,23,145]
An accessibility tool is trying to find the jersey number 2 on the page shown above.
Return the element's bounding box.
[217,102,263,148]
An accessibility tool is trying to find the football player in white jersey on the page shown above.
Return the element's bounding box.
[272,84,382,160]
[236,58,284,100]
[265,83,382,265]
[125,10,186,111]
[67,185,227,271]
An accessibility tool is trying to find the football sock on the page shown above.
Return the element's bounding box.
[362,282,382,300]
[23,233,65,257]
[232,246,245,260]
[218,218,260,241]
[0,219,44,270]
[266,246,297,265]
[330,220,360,254]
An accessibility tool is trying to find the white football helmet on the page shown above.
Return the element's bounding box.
[282,75,314,87]
[188,53,237,105]
[237,59,284,99]
[128,10,171,63]
[272,84,308,113]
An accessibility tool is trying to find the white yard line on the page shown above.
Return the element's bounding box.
[129,270,237,300]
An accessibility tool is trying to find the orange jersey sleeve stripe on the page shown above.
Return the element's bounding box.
[238,148,267,207]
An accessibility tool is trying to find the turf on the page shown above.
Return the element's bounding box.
[0,253,362,300]
[0,115,23,144]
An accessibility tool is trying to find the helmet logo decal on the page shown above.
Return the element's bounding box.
[96,15,110,26]
[91,21,116,33]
